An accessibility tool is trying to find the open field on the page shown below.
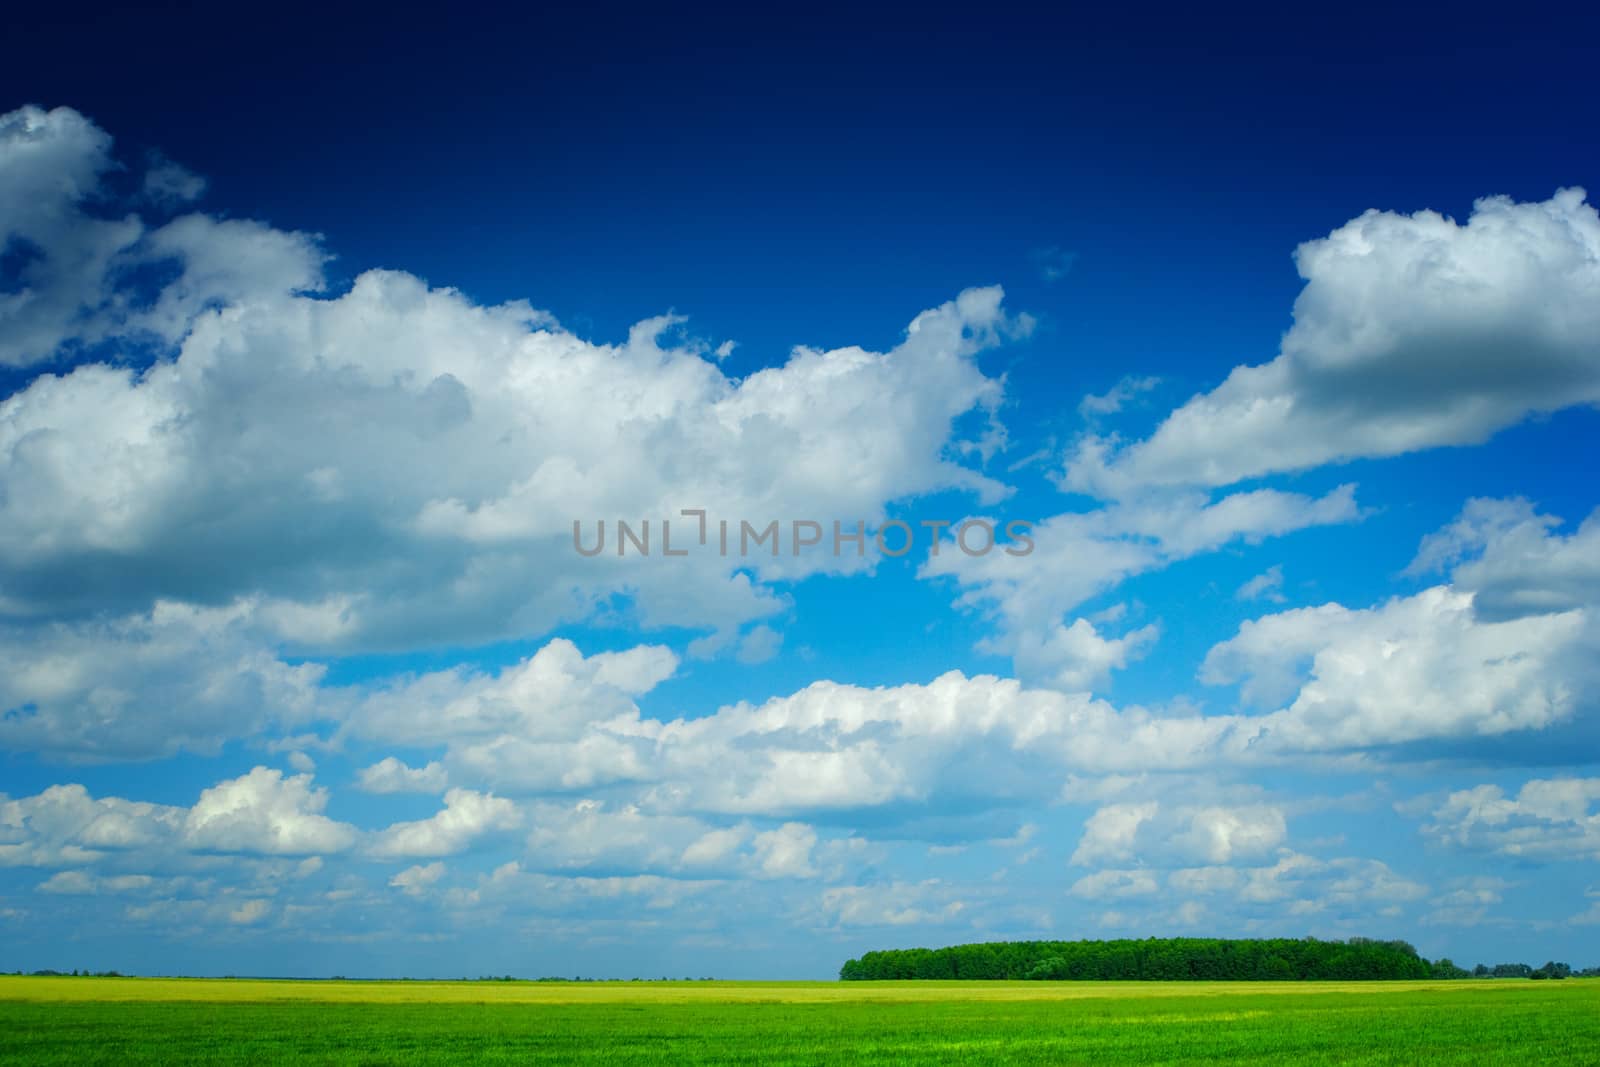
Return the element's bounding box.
[3,976,1598,1064]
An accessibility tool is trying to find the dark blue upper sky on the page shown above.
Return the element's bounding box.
[8,3,1596,361]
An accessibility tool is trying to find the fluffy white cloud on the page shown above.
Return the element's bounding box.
[184,767,358,856]
[1172,806,1287,865]
[1,108,1027,664]
[1410,498,1600,622]
[750,822,817,879]
[523,799,715,874]
[0,602,327,761]
[0,784,183,867]
[0,106,324,368]
[2,767,358,869]
[1166,853,1425,912]
[1069,801,1157,866]
[1202,586,1588,749]
[1067,189,1600,494]
[1071,800,1285,867]
[357,758,448,794]
[1423,778,1600,860]
[368,789,520,859]
[2,107,1038,708]
[1008,618,1161,693]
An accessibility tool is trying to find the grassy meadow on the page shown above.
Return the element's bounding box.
[2,975,1597,1064]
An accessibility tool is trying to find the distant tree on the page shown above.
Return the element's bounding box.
[841,937,1432,982]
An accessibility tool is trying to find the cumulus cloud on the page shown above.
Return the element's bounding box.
[1166,853,1425,914]
[1067,189,1600,494]
[1071,800,1285,867]
[357,757,448,794]
[0,105,324,368]
[2,766,358,870]
[1409,498,1600,622]
[1069,801,1158,866]
[184,767,359,856]
[0,601,327,761]
[1202,586,1589,749]
[1,108,1027,663]
[924,484,1360,690]
[750,822,817,879]
[1423,778,1600,861]
[0,784,183,867]
[368,789,520,859]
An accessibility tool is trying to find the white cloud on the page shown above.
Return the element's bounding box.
[184,767,358,856]
[1423,778,1600,860]
[1067,189,1600,494]
[389,862,447,896]
[523,800,718,874]
[1165,853,1424,912]
[750,822,817,879]
[1069,801,1157,865]
[36,870,193,896]
[356,758,448,795]
[819,880,966,926]
[734,624,784,665]
[1236,565,1286,603]
[0,106,324,368]
[0,602,327,761]
[0,783,184,867]
[1410,498,1600,622]
[1009,617,1161,693]
[1,108,1027,667]
[1079,375,1159,417]
[1070,869,1160,899]
[228,899,272,925]
[1071,800,1286,867]
[924,484,1360,690]
[1202,585,1589,748]
[369,789,520,859]
[1172,806,1287,865]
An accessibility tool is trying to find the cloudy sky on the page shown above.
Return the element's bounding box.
[2,9,1598,978]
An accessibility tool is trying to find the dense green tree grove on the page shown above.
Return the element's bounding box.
[839,938,1436,981]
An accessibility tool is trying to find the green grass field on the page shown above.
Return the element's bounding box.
[3,976,1597,1064]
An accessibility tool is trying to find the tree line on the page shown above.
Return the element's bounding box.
[839,938,1594,982]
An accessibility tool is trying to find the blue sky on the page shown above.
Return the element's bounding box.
[2,6,1598,979]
